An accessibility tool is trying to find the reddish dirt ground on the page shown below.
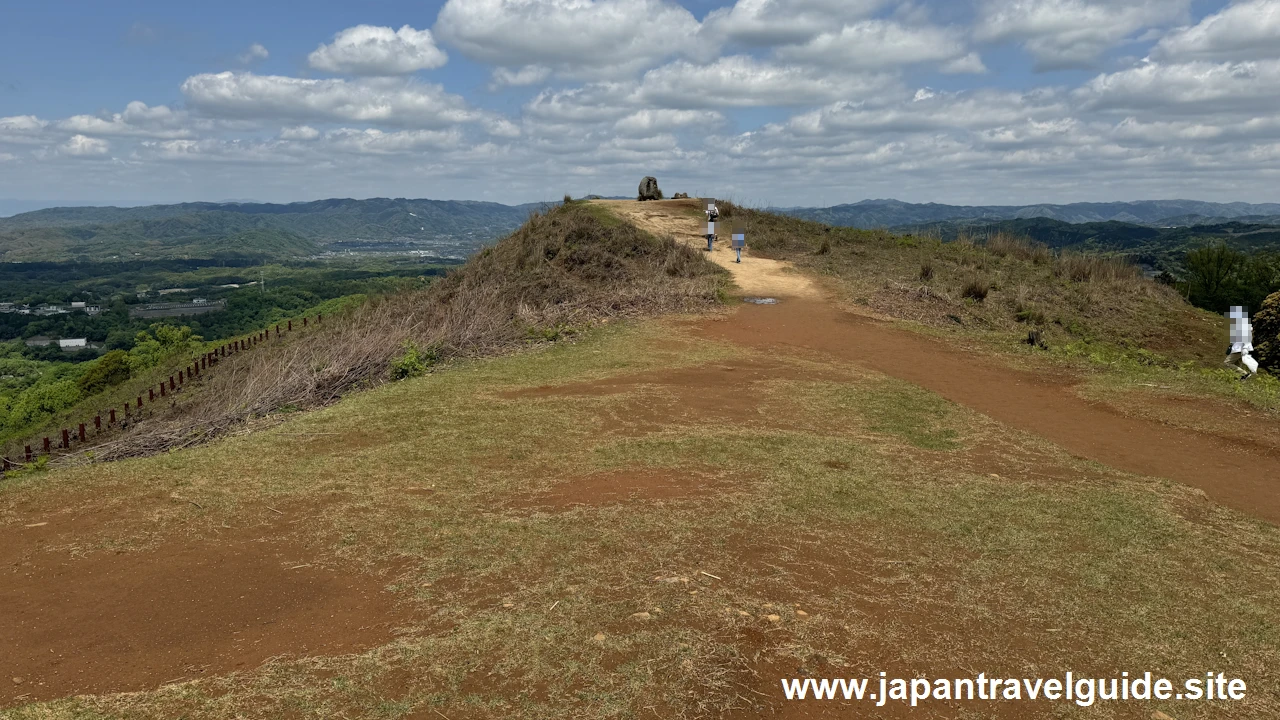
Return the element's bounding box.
[598,199,1280,527]
[696,298,1280,525]
[1,527,405,705]
[516,467,742,509]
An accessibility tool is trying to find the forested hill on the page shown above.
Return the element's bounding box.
[891,216,1280,270]
[775,198,1280,228]
[0,197,558,262]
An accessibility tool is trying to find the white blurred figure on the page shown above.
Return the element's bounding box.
[704,200,718,252]
[1225,305,1259,380]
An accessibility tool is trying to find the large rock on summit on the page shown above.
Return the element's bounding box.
[638,176,663,201]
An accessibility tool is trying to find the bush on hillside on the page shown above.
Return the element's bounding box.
[77,349,131,394]
[1255,291,1280,373]
[94,203,727,460]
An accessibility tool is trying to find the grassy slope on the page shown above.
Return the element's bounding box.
[4,309,1278,719]
[731,205,1280,416]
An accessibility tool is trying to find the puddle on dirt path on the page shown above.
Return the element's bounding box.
[0,533,406,705]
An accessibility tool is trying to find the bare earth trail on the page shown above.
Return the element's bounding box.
[596,200,1280,526]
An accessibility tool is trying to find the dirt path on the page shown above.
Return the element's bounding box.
[594,200,1280,526]
[595,199,820,298]
[0,521,405,704]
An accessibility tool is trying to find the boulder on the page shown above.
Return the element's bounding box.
[638,176,663,201]
[673,192,689,199]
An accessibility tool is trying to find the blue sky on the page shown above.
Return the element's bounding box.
[2,0,1276,210]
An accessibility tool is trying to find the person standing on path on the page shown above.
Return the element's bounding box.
[1225,305,1259,379]
[704,199,719,252]
[731,219,745,263]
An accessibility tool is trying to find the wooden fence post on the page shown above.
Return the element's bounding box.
[61,429,69,448]
[303,317,308,327]
[288,320,292,331]
[150,388,155,401]
[78,424,86,442]
[95,415,101,430]
[137,396,143,408]
[25,446,32,463]
[43,437,51,454]
[110,408,117,423]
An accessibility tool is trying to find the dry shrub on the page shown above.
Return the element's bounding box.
[89,204,726,461]
[986,232,1052,265]
[920,260,935,280]
[961,276,990,301]
[1054,252,1142,283]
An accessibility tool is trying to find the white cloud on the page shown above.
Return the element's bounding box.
[181,72,483,128]
[976,0,1192,70]
[280,125,320,140]
[323,127,463,154]
[0,115,49,142]
[61,134,110,156]
[942,52,989,74]
[613,108,724,137]
[490,65,552,87]
[434,0,701,79]
[1078,59,1280,114]
[58,102,192,139]
[701,0,889,47]
[238,43,269,65]
[776,19,972,69]
[525,83,638,124]
[309,25,447,76]
[636,56,897,108]
[1153,0,1280,62]
[0,152,16,162]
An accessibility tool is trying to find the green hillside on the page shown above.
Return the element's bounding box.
[0,198,560,262]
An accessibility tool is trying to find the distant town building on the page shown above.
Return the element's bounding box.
[157,288,196,296]
[24,336,54,347]
[128,299,227,319]
[58,338,88,350]
[33,304,69,316]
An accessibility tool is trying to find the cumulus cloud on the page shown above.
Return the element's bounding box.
[700,0,889,47]
[1077,58,1280,114]
[976,0,1192,70]
[1153,0,1280,62]
[61,134,110,156]
[613,108,724,137]
[942,52,989,74]
[0,115,49,144]
[181,72,483,128]
[238,43,269,65]
[490,65,552,88]
[525,83,639,124]
[280,125,320,140]
[58,102,192,139]
[776,19,972,69]
[434,0,701,79]
[323,127,463,154]
[636,56,897,108]
[309,25,447,75]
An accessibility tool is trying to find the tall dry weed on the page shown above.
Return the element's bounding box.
[89,204,726,460]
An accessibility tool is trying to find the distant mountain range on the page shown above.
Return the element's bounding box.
[0,198,559,262]
[774,199,1280,229]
